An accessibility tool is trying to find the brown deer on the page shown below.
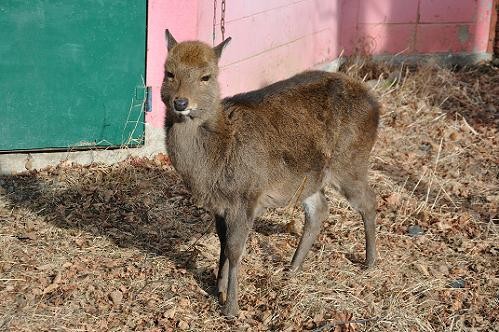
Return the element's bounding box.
[161,30,380,316]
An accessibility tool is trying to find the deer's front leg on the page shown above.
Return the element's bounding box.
[221,210,251,317]
[215,215,229,304]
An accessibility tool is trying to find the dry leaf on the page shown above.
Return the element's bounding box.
[109,290,123,305]
[177,320,189,330]
[163,308,176,319]
[178,298,190,307]
[154,153,171,166]
[385,192,402,206]
[286,220,300,235]
[414,263,430,276]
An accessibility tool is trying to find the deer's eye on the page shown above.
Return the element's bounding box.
[166,71,175,79]
[201,75,211,82]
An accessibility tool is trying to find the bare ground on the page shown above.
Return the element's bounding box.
[0,61,498,331]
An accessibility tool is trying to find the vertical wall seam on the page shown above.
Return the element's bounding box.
[414,0,421,52]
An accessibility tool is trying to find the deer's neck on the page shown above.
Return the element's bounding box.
[166,105,231,205]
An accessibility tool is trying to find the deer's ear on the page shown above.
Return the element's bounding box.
[213,37,232,60]
[165,29,178,51]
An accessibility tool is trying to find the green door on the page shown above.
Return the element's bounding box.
[0,1,146,151]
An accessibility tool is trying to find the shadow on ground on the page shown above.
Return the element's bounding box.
[0,163,225,297]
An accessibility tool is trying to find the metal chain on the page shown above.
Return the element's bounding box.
[212,0,226,45]
[221,0,226,41]
[212,0,217,46]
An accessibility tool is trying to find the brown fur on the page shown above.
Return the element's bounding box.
[161,30,380,316]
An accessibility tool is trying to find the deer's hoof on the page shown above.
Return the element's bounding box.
[285,263,301,277]
[222,302,239,317]
[365,256,376,268]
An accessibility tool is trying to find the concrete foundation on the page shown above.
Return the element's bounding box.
[372,52,493,66]
[0,124,165,175]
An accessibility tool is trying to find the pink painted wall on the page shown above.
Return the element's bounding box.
[146,0,496,128]
[146,0,198,129]
[346,0,495,55]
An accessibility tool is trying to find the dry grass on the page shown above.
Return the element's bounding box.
[1,61,498,331]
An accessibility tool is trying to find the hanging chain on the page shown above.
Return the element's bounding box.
[212,0,227,45]
[212,0,217,46]
[220,0,226,42]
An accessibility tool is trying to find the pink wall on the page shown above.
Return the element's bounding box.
[146,0,496,128]
[347,0,495,55]
[146,0,198,129]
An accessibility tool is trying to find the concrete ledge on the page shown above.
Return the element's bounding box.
[316,52,493,73]
[371,52,493,66]
[0,124,166,175]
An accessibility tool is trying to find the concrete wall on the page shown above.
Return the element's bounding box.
[146,0,496,129]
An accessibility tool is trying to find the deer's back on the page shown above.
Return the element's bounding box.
[224,70,378,130]
[223,70,379,158]
[220,71,379,206]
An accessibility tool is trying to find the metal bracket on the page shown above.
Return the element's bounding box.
[146,86,152,113]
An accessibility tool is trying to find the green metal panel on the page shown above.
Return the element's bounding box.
[0,1,146,151]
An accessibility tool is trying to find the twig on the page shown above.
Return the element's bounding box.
[430,185,443,211]
[436,180,458,208]
[423,174,434,207]
[400,169,427,223]
[0,278,26,281]
[284,176,308,231]
[410,169,427,197]
[434,137,444,169]
[285,176,308,211]
[185,218,215,262]
[393,47,409,57]
[372,72,384,90]
[458,113,479,135]
[424,137,444,206]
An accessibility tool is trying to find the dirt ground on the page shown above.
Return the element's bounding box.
[1,61,498,331]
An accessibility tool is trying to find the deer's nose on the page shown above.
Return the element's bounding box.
[173,98,189,111]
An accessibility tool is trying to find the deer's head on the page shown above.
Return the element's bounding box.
[161,30,231,118]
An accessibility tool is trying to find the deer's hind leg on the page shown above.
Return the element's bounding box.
[335,172,377,267]
[289,189,328,273]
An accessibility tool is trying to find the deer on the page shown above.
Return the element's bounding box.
[161,30,380,316]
